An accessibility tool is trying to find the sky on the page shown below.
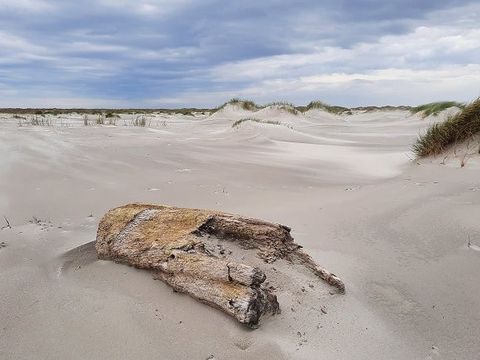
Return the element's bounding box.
[0,0,479,108]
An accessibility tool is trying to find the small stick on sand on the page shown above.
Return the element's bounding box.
[2,216,12,229]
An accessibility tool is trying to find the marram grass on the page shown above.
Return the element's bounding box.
[412,98,480,157]
[304,101,351,115]
[263,101,299,115]
[232,118,281,128]
[411,101,465,117]
[217,98,259,112]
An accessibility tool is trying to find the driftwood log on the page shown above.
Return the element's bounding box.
[96,204,344,327]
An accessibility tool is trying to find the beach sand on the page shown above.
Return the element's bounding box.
[1,106,479,359]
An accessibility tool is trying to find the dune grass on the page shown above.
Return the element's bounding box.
[263,101,299,115]
[132,115,147,127]
[304,101,351,115]
[105,111,120,118]
[173,108,195,116]
[96,114,105,125]
[232,118,281,128]
[216,98,259,112]
[17,115,51,126]
[412,98,480,157]
[411,101,465,117]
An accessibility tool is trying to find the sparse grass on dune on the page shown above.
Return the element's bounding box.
[304,101,352,115]
[17,115,51,126]
[96,114,105,125]
[413,98,480,157]
[105,111,120,118]
[411,101,465,117]
[0,108,212,116]
[216,98,259,112]
[351,105,411,112]
[172,108,195,116]
[263,101,299,115]
[132,115,147,127]
[232,118,282,128]
[216,99,300,115]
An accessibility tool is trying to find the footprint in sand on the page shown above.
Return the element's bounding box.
[467,241,480,252]
[233,336,254,350]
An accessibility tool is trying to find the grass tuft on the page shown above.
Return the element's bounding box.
[304,101,351,115]
[263,101,299,115]
[32,115,51,125]
[412,98,480,157]
[105,111,120,118]
[232,117,282,128]
[217,98,259,112]
[411,101,465,117]
[133,115,147,127]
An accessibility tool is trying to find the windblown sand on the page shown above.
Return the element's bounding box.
[1,106,479,359]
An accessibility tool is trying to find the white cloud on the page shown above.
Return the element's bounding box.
[211,22,480,82]
[65,42,129,53]
[97,0,193,16]
[0,0,53,12]
[0,95,132,108]
[199,3,480,106]
[232,64,480,106]
[0,31,46,53]
[0,0,479,107]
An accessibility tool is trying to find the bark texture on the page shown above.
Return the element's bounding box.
[96,203,344,327]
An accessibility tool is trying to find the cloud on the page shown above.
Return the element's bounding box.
[0,0,478,107]
[0,0,53,12]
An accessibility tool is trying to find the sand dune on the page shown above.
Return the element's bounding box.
[1,107,479,359]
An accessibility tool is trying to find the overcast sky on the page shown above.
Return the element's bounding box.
[0,0,479,108]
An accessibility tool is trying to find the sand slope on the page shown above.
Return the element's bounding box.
[0,108,479,359]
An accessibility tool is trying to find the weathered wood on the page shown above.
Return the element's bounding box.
[96,203,344,327]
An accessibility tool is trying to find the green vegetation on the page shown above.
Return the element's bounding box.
[44,110,60,116]
[216,98,259,112]
[264,101,299,115]
[411,101,465,117]
[0,107,212,116]
[0,103,415,116]
[105,111,120,118]
[96,114,105,125]
[173,108,195,116]
[133,115,147,127]
[412,98,480,157]
[351,105,411,112]
[232,118,281,128]
[304,101,351,115]
[18,115,51,126]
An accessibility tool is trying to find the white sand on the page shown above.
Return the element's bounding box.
[1,107,479,359]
